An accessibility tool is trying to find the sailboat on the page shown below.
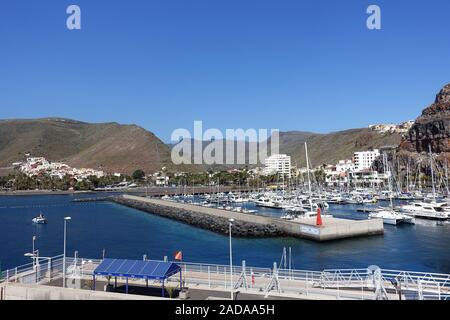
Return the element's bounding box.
[290,142,332,221]
[399,145,450,220]
[369,154,415,225]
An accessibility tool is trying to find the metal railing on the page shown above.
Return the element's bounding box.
[1,255,64,285]
[320,268,450,300]
[2,255,449,300]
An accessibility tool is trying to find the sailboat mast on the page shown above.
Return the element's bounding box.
[406,160,410,193]
[429,144,436,202]
[446,159,450,195]
[385,153,394,209]
[305,142,313,212]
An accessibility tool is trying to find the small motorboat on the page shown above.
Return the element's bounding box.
[32,213,48,224]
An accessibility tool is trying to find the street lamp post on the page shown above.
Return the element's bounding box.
[24,249,39,283]
[229,218,234,300]
[63,216,72,288]
[32,236,36,269]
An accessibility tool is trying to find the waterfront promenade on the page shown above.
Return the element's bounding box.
[2,255,449,300]
[112,195,384,241]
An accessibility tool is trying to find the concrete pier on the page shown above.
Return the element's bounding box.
[112,195,383,241]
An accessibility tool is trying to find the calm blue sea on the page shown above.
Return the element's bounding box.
[1,194,450,274]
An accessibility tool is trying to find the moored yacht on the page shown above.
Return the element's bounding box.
[254,197,282,209]
[369,209,415,225]
[399,202,450,221]
[291,210,333,221]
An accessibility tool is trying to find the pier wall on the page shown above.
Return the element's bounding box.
[112,195,284,237]
[1,283,162,300]
[111,195,383,241]
[275,218,383,241]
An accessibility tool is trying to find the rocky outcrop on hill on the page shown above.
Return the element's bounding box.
[400,84,450,153]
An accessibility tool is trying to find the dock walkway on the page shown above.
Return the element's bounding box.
[3,255,449,300]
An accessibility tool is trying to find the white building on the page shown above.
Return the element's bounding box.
[16,156,104,180]
[369,120,414,134]
[349,170,389,186]
[353,149,380,172]
[336,160,354,173]
[264,154,291,178]
[324,161,353,186]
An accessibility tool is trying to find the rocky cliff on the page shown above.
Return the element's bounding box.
[400,84,450,153]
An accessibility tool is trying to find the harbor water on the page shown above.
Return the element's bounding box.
[1,193,450,273]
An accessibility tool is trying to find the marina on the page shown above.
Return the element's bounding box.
[0,192,450,276]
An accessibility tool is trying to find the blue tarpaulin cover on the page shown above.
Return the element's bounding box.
[93,258,181,280]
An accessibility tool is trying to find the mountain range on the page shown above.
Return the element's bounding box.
[2,83,449,176]
[278,129,401,167]
[0,118,174,174]
[0,117,403,175]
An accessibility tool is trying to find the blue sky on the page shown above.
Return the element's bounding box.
[0,0,449,142]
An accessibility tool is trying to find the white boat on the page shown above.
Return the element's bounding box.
[399,202,450,221]
[374,153,418,225]
[369,209,415,225]
[362,197,378,204]
[399,145,450,221]
[254,197,282,209]
[291,211,333,221]
[327,196,346,204]
[229,193,249,203]
[283,206,306,213]
[32,213,47,224]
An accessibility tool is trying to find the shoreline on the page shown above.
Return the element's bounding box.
[0,190,95,196]
[0,186,257,197]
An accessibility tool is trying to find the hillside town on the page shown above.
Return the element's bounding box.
[148,147,389,189]
[13,157,105,181]
[1,143,392,193]
[368,120,414,134]
[260,149,389,187]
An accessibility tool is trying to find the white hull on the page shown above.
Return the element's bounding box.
[380,217,399,225]
[32,218,47,224]
[401,209,449,221]
[369,210,415,225]
[400,202,450,221]
[255,201,282,209]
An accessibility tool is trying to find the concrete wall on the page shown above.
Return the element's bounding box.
[276,218,383,241]
[2,283,165,300]
[318,219,383,241]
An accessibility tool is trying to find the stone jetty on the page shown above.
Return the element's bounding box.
[111,195,384,241]
[112,195,283,238]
